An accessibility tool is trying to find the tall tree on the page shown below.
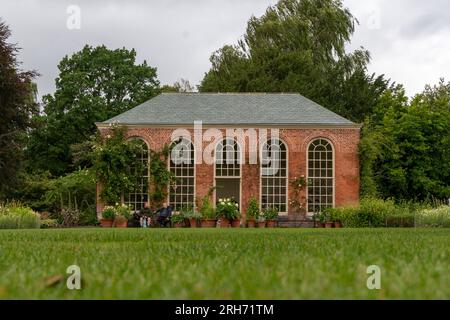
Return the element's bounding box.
[199,0,390,122]
[26,45,160,175]
[0,20,38,197]
[360,80,450,201]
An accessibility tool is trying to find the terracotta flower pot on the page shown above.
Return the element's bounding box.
[266,220,277,228]
[258,221,266,228]
[100,218,114,228]
[231,219,241,228]
[173,221,184,228]
[325,222,334,229]
[189,218,198,228]
[220,218,231,228]
[315,222,324,228]
[247,220,256,228]
[201,219,217,228]
[114,219,128,228]
[334,221,342,228]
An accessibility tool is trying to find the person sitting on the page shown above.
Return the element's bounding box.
[156,202,172,227]
[138,202,153,228]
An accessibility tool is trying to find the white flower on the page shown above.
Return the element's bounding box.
[235,203,239,208]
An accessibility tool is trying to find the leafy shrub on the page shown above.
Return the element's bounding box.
[40,219,59,229]
[102,206,117,219]
[416,207,450,228]
[200,196,216,220]
[171,212,185,224]
[0,203,40,229]
[263,207,279,220]
[246,197,260,220]
[326,198,413,228]
[216,198,240,220]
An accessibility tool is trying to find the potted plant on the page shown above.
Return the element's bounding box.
[231,211,242,228]
[264,207,279,228]
[171,212,185,228]
[200,195,217,228]
[114,214,128,228]
[114,204,131,228]
[323,212,334,228]
[246,197,259,228]
[181,205,200,228]
[100,206,116,228]
[329,210,342,228]
[314,212,324,228]
[216,198,239,228]
[256,213,266,228]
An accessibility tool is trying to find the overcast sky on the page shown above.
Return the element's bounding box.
[2,0,450,99]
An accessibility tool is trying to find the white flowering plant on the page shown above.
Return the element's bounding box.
[216,198,240,220]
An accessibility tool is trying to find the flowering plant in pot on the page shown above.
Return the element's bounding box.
[263,207,279,228]
[200,195,217,228]
[100,206,116,227]
[217,198,239,228]
[246,197,259,228]
[114,204,131,228]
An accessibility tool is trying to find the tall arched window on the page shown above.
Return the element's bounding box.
[307,139,334,213]
[215,138,241,207]
[169,139,195,211]
[125,138,149,211]
[215,138,241,177]
[261,139,288,213]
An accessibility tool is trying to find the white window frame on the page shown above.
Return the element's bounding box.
[214,138,243,211]
[168,138,196,212]
[124,138,150,212]
[306,138,335,214]
[259,138,289,215]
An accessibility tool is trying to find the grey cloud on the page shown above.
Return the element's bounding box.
[1,0,448,99]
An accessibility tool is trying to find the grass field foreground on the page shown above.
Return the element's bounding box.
[0,228,448,299]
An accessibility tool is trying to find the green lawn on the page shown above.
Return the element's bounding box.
[0,228,448,300]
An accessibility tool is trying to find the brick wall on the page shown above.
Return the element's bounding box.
[97,126,360,220]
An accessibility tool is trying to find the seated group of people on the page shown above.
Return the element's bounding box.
[134,202,173,228]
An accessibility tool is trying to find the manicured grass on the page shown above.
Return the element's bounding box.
[0,228,448,299]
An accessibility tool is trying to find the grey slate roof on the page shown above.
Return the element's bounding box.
[101,93,355,126]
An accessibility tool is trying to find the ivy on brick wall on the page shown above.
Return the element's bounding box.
[92,125,145,205]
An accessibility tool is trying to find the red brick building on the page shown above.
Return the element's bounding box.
[96,93,361,225]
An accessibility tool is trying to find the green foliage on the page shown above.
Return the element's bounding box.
[102,206,117,219]
[246,197,260,220]
[0,20,39,198]
[171,213,185,224]
[324,198,443,228]
[360,81,450,201]
[216,198,240,220]
[26,44,160,175]
[200,195,217,220]
[416,207,450,228]
[0,202,40,229]
[92,126,145,205]
[150,144,176,207]
[263,207,279,221]
[180,205,200,219]
[199,0,390,122]
[12,169,97,226]
[115,204,132,220]
[40,219,59,229]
